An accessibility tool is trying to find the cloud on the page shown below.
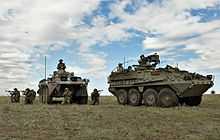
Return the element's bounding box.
[0,0,101,94]
[108,0,220,72]
[1,0,220,95]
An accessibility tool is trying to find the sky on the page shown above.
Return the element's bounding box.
[0,0,220,95]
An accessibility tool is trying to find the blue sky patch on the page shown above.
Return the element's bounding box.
[191,4,220,22]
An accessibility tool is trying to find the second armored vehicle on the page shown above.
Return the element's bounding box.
[38,59,89,104]
[108,53,214,107]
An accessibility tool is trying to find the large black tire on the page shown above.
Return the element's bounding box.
[128,88,141,106]
[143,89,158,106]
[158,88,178,107]
[116,89,127,105]
[185,96,202,106]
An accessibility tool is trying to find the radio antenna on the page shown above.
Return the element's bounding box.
[124,56,126,68]
[45,56,47,80]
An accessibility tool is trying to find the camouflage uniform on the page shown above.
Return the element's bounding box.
[30,89,36,102]
[57,59,66,74]
[91,89,100,105]
[138,54,149,66]
[63,88,71,104]
[10,88,20,103]
[24,88,34,104]
[117,63,124,72]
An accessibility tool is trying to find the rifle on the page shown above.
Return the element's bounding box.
[5,90,14,95]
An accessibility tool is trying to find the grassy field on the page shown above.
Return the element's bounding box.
[0,95,220,140]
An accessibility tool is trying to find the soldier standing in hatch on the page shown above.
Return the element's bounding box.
[63,88,71,104]
[57,59,66,74]
[117,63,124,72]
[91,88,100,105]
[138,54,145,65]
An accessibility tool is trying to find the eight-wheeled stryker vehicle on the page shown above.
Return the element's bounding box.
[108,53,214,107]
[38,60,89,104]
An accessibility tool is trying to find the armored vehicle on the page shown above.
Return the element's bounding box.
[108,53,214,107]
[38,60,89,104]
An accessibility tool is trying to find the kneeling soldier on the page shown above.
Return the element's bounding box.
[24,88,34,104]
[91,88,100,105]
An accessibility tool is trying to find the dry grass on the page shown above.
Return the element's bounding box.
[0,95,220,140]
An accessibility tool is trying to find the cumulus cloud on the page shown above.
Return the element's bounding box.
[0,0,101,94]
[1,0,220,95]
[108,0,220,72]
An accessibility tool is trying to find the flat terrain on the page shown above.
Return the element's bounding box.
[0,95,220,140]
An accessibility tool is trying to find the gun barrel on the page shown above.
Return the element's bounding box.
[5,90,12,93]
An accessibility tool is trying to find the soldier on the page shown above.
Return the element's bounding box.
[57,59,66,74]
[30,89,36,102]
[138,54,145,65]
[13,88,20,103]
[7,88,20,103]
[91,88,100,105]
[62,88,71,104]
[117,63,124,72]
[138,54,151,66]
[24,88,34,104]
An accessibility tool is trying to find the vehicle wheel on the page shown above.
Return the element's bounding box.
[128,88,141,106]
[158,88,178,107]
[116,89,127,105]
[185,96,202,106]
[143,89,158,106]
